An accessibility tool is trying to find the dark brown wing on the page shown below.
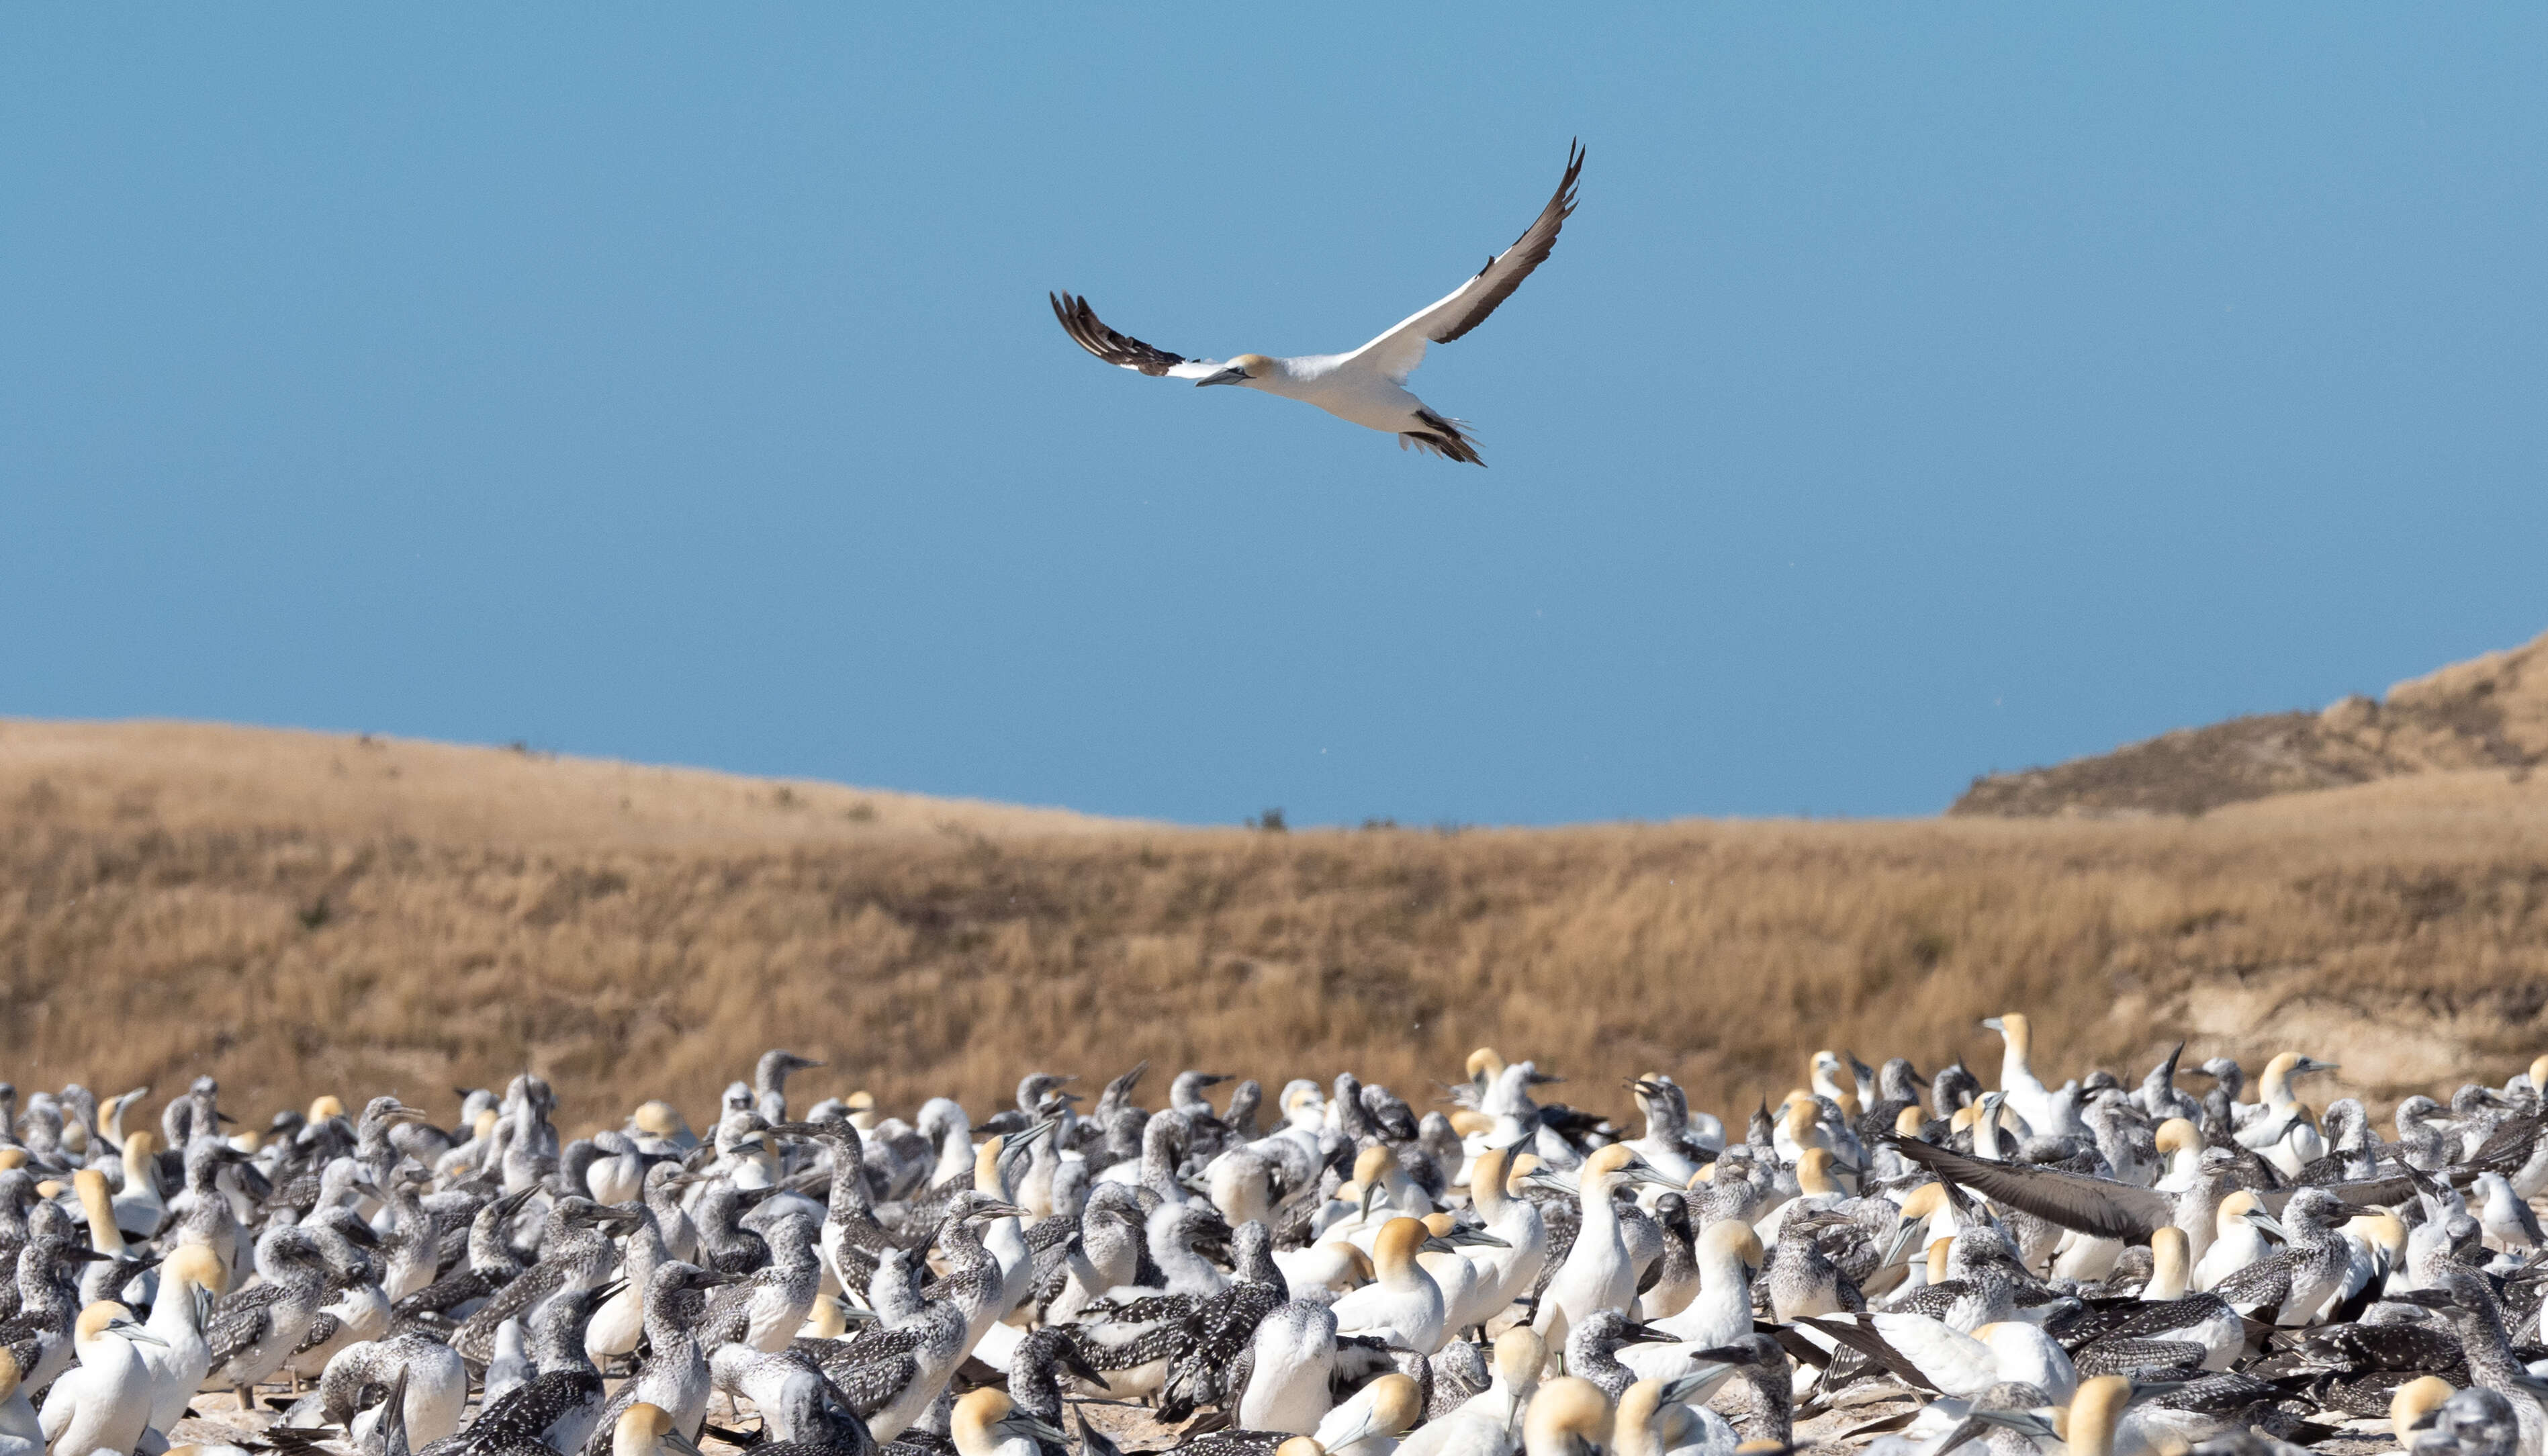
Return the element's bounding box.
[1050,293,1193,377]
[1887,1136,2175,1241]
[1432,138,1584,344]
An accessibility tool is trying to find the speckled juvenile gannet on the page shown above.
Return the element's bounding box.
[1053,142,1584,466]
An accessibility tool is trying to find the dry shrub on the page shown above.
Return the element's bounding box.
[3,720,2547,1134]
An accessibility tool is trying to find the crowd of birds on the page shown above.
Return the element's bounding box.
[7,1014,2548,1456]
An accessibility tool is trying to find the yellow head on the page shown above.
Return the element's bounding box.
[2148,1226,2189,1297]
[1796,1148,1841,1196]
[1897,1183,1947,1222]
[973,1134,1005,1193]
[308,1095,347,1123]
[1372,1218,1430,1275]
[0,1148,24,1171]
[2216,1189,2261,1232]
[2391,1375,2457,1447]
[75,1301,136,1343]
[1493,1326,1545,1386]
[2062,1375,2132,1456]
[1353,1144,1396,1187]
[1582,1143,1643,1186]
[1986,1012,2033,1057]
[611,1402,690,1456]
[1895,1105,1928,1137]
[1470,1147,1510,1201]
[166,1244,229,1296]
[631,1101,684,1138]
[1275,1441,1328,1456]
[0,1346,17,1402]
[2154,1118,2200,1157]
[1450,1110,1496,1138]
[1699,1218,1764,1271]
[1363,1373,1423,1436]
[1524,1377,1613,1455]
[1467,1048,1508,1081]
[952,1388,1018,1450]
[122,1130,158,1163]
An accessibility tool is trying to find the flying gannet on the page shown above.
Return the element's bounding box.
[1052,142,1584,466]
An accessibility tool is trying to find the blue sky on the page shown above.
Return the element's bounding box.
[5,9,2543,825]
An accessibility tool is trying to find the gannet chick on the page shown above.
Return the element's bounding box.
[1239,1299,1341,1436]
[36,1302,165,1456]
[2411,1387,2522,1456]
[1563,1310,1673,1402]
[293,1331,467,1450]
[202,1226,332,1409]
[580,1263,729,1456]
[2061,1227,2240,1371]
[1054,143,1585,466]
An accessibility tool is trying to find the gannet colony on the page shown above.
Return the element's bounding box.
[3,1013,2545,1456]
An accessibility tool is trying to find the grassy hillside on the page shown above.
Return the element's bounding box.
[5,718,2547,1136]
[1956,628,2548,817]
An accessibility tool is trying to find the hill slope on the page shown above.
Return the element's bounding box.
[1952,629,2548,817]
[5,717,2547,1136]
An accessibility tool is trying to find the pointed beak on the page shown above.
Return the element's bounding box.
[111,1318,168,1348]
[1195,367,1249,388]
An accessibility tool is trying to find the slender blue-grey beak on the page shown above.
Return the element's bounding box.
[1195,366,1250,388]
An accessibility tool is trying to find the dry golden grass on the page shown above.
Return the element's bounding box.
[5,718,2547,1136]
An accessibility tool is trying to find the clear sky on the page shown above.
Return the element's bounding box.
[6,9,2543,825]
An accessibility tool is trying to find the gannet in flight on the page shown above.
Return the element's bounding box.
[1052,141,1584,466]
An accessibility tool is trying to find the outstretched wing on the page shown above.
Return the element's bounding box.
[1888,1136,2177,1241]
[1050,293,1224,380]
[1348,140,1585,385]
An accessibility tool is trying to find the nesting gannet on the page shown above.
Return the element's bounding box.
[1156,1220,1289,1424]
[0,1349,37,1456]
[36,1302,165,1456]
[136,1245,224,1433]
[1619,1222,1762,1384]
[606,1402,708,1456]
[1054,142,1584,466]
[1520,1376,1614,1456]
[1531,1145,1679,1345]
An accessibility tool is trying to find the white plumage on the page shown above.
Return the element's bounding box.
[1054,142,1584,465]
